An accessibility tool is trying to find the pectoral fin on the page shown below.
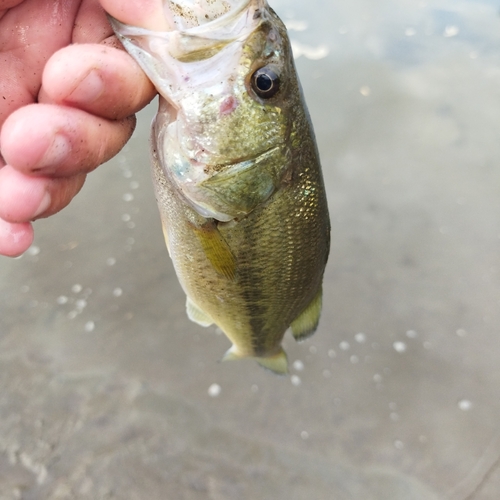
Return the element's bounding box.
[161,222,171,257]
[192,221,237,280]
[290,287,323,341]
[186,297,213,327]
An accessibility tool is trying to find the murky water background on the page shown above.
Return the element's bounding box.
[2,0,500,498]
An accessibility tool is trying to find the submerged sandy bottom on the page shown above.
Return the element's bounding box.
[1,0,500,498]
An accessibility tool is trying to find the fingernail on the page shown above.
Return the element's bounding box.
[37,133,71,169]
[33,191,51,218]
[68,69,104,104]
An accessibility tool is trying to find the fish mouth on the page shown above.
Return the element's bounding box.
[111,0,266,64]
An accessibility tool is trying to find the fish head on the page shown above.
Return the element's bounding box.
[111,1,300,221]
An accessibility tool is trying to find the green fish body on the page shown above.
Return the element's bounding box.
[111,0,330,374]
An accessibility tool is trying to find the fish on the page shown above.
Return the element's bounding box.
[110,0,330,374]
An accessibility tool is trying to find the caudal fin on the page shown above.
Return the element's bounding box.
[222,346,288,375]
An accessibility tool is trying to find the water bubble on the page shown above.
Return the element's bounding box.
[56,296,69,305]
[354,332,366,343]
[393,341,407,353]
[423,341,432,350]
[27,245,40,256]
[405,27,416,36]
[389,402,398,410]
[106,258,117,266]
[390,412,400,422]
[71,284,83,294]
[20,285,30,293]
[456,329,467,337]
[394,440,404,450]
[121,214,131,222]
[444,25,459,37]
[126,237,135,245]
[75,299,87,310]
[406,330,417,338]
[113,288,123,297]
[293,360,304,371]
[350,355,359,364]
[373,373,382,383]
[122,169,132,179]
[309,346,317,354]
[122,193,134,202]
[291,375,301,386]
[322,369,332,378]
[300,431,309,440]
[127,222,136,229]
[208,383,221,397]
[130,181,140,189]
[359,86,371,97]
[250,384,259,393]
[339,341,350,351]
[84,321,95,332]
[328,349,336,358]
[458,399,472,411]
[67,311,78,320]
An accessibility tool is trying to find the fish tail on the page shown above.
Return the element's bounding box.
[256,349,288,375]
[222,345,289,375]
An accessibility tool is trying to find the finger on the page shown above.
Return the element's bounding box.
[0,165,87,222]
[72,0,113,43]
[0,0,80,126]
[41,43,155,121]
[1,103,136,176]
[0,166,49,221]
[99,0,169,31]
[0,218,33,257]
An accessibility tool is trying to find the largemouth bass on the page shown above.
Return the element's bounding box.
[110,0,330,374]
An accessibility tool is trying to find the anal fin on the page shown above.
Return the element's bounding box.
[290,287,323,341]
[186,297,213,327]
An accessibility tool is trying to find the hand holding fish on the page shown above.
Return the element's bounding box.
[0,0,155,257]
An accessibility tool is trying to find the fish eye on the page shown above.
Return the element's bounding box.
[251,66,280,98]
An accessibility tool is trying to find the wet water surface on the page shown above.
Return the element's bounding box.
[1,0,500,498]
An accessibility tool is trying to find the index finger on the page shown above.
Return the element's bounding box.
[41,42,156,121]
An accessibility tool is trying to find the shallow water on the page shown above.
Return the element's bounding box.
[1,0,500,498]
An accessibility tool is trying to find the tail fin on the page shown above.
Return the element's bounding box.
[256,349,288,375]
[222,346,288,375]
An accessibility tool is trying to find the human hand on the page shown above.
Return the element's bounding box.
[0,0,156,257]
